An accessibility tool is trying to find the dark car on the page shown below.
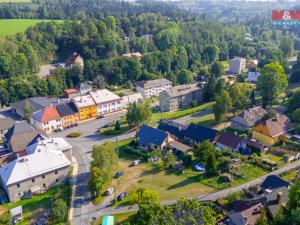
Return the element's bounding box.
[114,171,124,178]
[117,192,128,201]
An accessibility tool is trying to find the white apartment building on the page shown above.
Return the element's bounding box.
[135,78,172,98]
[229,57,246,74]
[90,89,123,116]
[30,106,63,134]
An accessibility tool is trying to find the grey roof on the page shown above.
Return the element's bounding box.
[56,102,78,117]
[163,83,202,98]
[231,106,267,128]
[0,117,15,131]
[11,97,58,117]
[265,187,288,219]
[225,213,247,225]
[5,121,45,153]
[135,78,172,89]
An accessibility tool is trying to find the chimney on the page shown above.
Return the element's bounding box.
[277,192,282,204]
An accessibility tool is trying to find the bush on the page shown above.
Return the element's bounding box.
[124,146,149,159]
[0,211,12,225]
[293,108,300,122]
[67,132,81,138]
[51,198,68,223]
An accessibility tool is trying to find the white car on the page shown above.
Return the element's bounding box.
[131,160,141,166]
[104,188,114,196]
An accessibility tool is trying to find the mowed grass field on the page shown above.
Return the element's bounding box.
[0,19,62,37]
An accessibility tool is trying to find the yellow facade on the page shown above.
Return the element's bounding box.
[78,106,97,121]
[252,124,279,146]
[61,113,80,128]
[252,130,276,146]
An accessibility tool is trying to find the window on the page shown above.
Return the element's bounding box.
[32,178,35,183]
[55,170,58,175]
[56,179,59,183]
[17,183,20,188]
[42,175,45,179]
[43,183,46,188]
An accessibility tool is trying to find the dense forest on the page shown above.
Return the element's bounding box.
[0,0,296,105]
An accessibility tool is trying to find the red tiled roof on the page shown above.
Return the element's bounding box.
[32,106,61,122]
[64,89,80,94]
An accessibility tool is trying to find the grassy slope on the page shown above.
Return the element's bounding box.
[0,19,62,37]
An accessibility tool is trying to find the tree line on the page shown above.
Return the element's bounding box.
[0,12,293,105]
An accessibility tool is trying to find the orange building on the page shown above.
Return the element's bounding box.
[56,102,80,128]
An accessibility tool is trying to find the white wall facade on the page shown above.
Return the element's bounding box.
[30,118,63,134]
[137,84,172,98]
[97,100,122,116]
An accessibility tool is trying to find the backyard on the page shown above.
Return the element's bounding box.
[0,184,70,225]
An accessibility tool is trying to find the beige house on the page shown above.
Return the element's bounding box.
[0,147,71,202]
[159,83,204,112]
[135,78,172,98]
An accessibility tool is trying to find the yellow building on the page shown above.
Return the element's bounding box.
[252,114,294,146]
[72,95,97,121]
[56,102,80,128]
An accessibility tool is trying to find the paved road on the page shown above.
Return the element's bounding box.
[51,111,136,225]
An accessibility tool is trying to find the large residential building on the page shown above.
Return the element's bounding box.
[11,97,59,118]
[30,106,63,134]
[122,93,144,108]
[65,52,84,67]
[25,137,72,161]
[252,114,294,146]
[135,78,172,98]
[159,83,204,112]
[229,57,246,74]
[72,95,97,121]
[0,117,15,142]
[231,106,267,131]
[0,144,71,202]
[5,121,45,157]
[90,89,122,116]
[56,103,80,129]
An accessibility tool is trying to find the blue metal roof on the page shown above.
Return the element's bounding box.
[157,120,187,139]
[183,123,218,142]
[137,125,168,147]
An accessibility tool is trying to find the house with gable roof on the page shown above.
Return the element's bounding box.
[252,114,294,146]
[231,106,267,131]
[30,106,63,134]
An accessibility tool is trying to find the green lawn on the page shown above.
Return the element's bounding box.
[151,102,214,125]
[281,170,297,182]
[0,19,62,37]
[200,163,268,190]
[191,113,216,127]
[1,184,70,225]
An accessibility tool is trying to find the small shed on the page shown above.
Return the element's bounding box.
[102,215,114,225]
[10,205,22,222]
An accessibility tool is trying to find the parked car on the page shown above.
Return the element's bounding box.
[148,156,159,163]
[115,171,124,178]
[130,160,141,167]
[117,192,128,201]
[104,188,114,196]
[194,164,205,172]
